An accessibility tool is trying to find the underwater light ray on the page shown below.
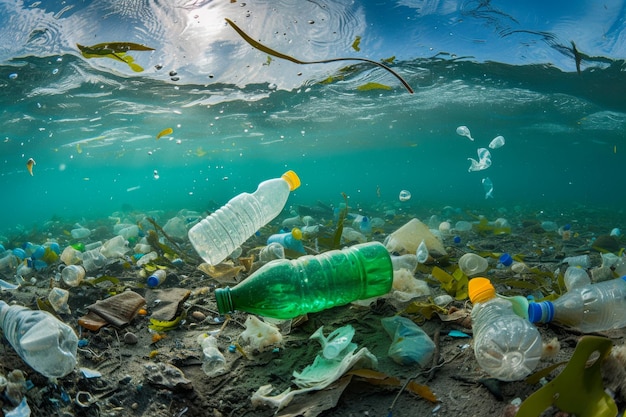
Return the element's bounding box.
[225,18,414,94]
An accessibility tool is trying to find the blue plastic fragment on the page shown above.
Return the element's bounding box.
[80,367,102,378]
[448,330,470,338]
[60,389,70,403]
[78,338,89,348]
[5,397,30,417]
[0,279,19,290]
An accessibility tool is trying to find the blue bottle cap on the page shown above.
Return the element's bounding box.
[528,301,554,323]
[12,248,26,260]
[147,276,159,288]
[48,242,61,254]
[563,223,571,231]
[32,245,45,260]
[453,236,461,244]
[499,253,513,267]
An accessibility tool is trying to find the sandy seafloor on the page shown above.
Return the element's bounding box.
[0,200,625,417]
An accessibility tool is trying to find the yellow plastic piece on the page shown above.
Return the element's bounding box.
[291,228,303,240]
[517,336,617,417]
[281,170,301,191]
[468,277,495,304]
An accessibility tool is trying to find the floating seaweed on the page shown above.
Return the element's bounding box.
[224,18,414,94]
[77,42,154,72]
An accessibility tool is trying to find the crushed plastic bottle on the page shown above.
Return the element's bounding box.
[528,275,626,333]
[197,333,226,377]
[562,255,590,268]
[61,265,85,287]
[563,266,591,291]
[0,301,78,378]
[215,241,393,319]
[259,242,285,262]
[468,278,543,381]
[188,171,300,265]
[458,253,489,276]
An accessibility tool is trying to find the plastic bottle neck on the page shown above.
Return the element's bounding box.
[528,301,555,323]
[215,287,234,316]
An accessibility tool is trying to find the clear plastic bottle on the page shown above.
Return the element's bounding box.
[0,301,78,378]
[215,241,393,319]
[61,264,85,287]
[197,333,226,377]
[266,228,306,254]
[458,253,489,276]
[563,266,591,291]
[188,171,300,265]
[259,242,285,263]
[528,276,626,332]
[468,278,543,381]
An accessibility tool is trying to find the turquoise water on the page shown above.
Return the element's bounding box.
[1,0,626,238]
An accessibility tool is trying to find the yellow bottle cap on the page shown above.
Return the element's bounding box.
[281,170,301,191]
[468,277,496,304]
[291,228,302,240]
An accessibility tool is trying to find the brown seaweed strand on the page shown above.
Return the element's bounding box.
[225,18,414,94]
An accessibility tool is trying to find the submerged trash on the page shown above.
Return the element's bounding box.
[267,228,306,254]
[197,333,227,377]
[310,325,355,360]
[26,158,35,176]
[456,125,474,141]
[78,291,146,331]
[384,218,447,258]
[516,336,617,417]
[0,301,78,378]
[458,253,489,276]
[381,316,435,367]
[214,241,393,319]
[398,189,411,202]
[528,275,626,332]
[482,177,494,199]
[468,148,492,172]
[188,171,300,266]
[239,316,283,352]
[488,135,505,149]
[468,278,543,381]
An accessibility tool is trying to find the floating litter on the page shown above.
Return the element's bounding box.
[398,190,411,202]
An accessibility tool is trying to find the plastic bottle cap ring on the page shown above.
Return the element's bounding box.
[281,170,301,191]
[468,277,496,304]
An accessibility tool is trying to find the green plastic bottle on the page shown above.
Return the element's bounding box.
[215,241,393,319]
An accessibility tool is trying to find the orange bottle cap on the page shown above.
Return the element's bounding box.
[468,277,496,304]
[291,228,303,240]
[281,170,301,191]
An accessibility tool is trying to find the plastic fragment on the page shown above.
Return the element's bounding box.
[517,336,617,417]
